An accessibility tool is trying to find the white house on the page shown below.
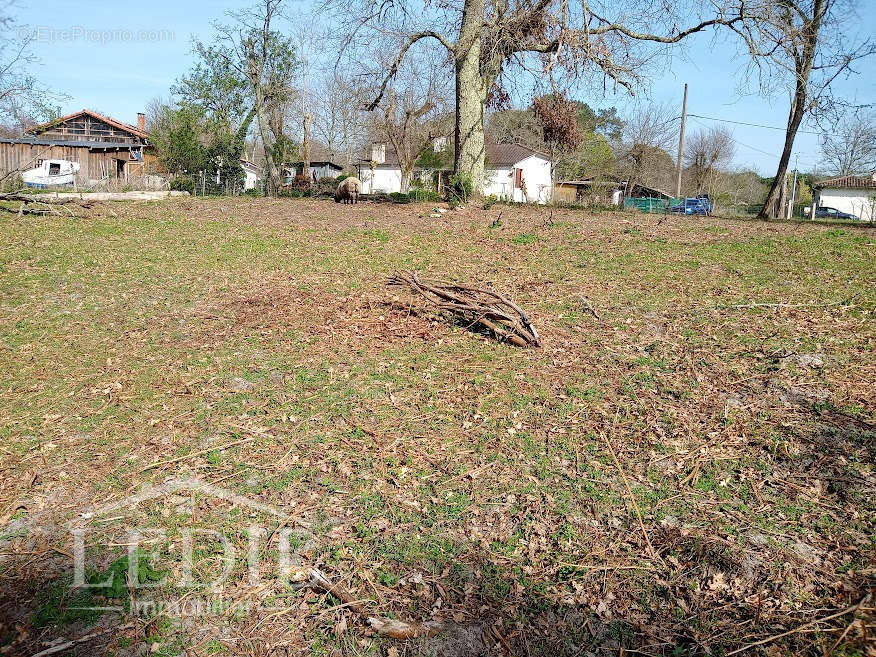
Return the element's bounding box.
[240,159,262,191]
[357,142,407,194]
[357,141,553,202]
[814,173,876,221]
[483,143,552,203]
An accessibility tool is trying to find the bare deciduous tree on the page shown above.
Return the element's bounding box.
[336,0,746,197]
[685,125,735,194]
[367,55,452,193]
[728,0,876,217]
[615,102,678,196]
[819,110,876,176]
[311,73,368,169]
[0,2,66,135]
[198,0,298,194]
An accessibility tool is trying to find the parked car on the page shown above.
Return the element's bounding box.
[814,206,860,220]
[669,197,711,215]
[696,194,714,214]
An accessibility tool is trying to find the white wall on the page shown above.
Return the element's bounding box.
[517,155,552,203]
[818,188,874,221]
[243,169,259,191]
[357,166,403,194]
[484,156,552,203]
[358,156,553,203]
[484,167,514,200]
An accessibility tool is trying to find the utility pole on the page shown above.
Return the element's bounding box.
[675,83,688,200]
[787,154,798,220]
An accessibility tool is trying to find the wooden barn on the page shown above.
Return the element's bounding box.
[0,109,159,184]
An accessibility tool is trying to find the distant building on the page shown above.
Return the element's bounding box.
[554,176,672,205]
[0,109,155,183]
[285,145,346,182]
[813,173,876,221]
[240,159,262,191]
[483,144,552,203]
[357,141,553,203]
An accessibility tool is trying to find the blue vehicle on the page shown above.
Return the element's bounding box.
[814,206,860,221]
[670,196,712,215]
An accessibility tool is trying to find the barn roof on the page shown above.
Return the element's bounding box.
[26,109,148,139]
[0,137,142,150]
[813,174,876,190]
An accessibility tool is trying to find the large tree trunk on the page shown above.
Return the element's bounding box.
[758,0,823,219]
[400,166,413,193]
[256,99,282,194]
[453,0,488,198]
[758,95,805,219]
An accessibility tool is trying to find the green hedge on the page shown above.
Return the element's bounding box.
[409,189,440,202]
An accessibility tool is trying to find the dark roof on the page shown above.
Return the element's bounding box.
[290,160,344,169]
[27,109,148,139]
[288,144,346,168]
[0,137,142,150]
[485,143,548,167]
[813,174,876,190]
[358,144,402,167]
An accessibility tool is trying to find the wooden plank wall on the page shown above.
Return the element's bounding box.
[0,142,135,180]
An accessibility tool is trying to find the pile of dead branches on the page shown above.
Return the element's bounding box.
[387,270,540,347]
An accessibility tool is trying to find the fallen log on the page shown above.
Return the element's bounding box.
[387,271,541,347]
[0,192,94,217]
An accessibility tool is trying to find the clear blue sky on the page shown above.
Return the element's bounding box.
[14,0,876,176]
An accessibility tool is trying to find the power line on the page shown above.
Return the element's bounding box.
[687,113,838,137]
[689,117,820,164]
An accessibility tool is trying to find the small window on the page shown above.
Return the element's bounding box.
[49,163,61,176]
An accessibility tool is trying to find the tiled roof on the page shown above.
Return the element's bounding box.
[814,174,876,190]
[358,145,402,167]
[485,143,548,167]
[290,144,345,167]
[27,109,148,139]
[0,137,141,149]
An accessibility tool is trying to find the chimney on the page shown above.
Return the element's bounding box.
[137,112,146,132]
[371,142,385,164]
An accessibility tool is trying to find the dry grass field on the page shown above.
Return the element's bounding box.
[0,197,873,656]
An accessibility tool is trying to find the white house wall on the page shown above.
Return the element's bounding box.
[358,166,403,194]
[484,167,515,200]
[484,156,552,204]
[818,188,875,221]
[243,169,259,191]
[516,155,552,203]
[358,156,554,203]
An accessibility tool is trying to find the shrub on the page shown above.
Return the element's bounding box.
[389,192,411,203]
[313,176,338,197]
[483,194,499,210]
[336,173,350,182]
[244,187,262,197]
[1,174,25,192]
[409,189,440,202]
[447,174,473,207]
[170,176,195,194]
